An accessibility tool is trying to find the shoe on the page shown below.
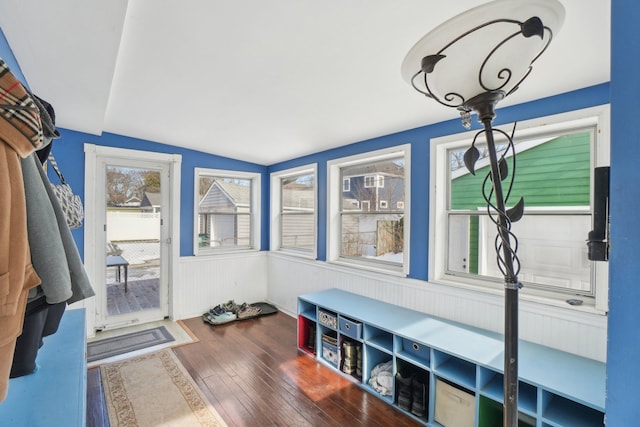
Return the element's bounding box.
[237,303,262,319]
[411,376,426,418]
[222,300,239,314]
[208,305,226,316]
[396,372,413,412]
[203,311,237,325]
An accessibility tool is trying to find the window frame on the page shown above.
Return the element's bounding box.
[193,168,261,256]
[328,144,411,276]
[429,105,610,312]
[270,163,318,259]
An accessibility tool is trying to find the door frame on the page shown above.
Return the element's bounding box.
[83,144,181,334]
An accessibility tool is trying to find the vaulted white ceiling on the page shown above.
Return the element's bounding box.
[0,0,610,165]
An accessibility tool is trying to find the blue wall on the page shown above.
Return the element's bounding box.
[606,0,640,424]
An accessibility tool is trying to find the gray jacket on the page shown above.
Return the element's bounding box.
[22,153,94,304]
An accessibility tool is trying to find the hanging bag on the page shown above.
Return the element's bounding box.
[48,153,84,229]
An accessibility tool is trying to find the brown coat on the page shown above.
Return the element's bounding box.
[0,58,44,402]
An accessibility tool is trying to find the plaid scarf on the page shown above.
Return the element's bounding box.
[0,58,42,158]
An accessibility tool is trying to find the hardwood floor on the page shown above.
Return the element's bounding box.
[87,311,423,426]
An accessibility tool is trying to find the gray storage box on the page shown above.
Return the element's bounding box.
[339,316,362,340]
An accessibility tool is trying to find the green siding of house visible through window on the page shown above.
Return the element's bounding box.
[451,132,591,210]
[450,132,591,275]
[469,216,479,274]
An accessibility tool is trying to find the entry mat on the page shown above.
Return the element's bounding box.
[87,326,175,362]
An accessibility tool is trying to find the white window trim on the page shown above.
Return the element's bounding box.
[270,163,318,259]
[429,105,610,314]
[327,144,411,276]
[193,167,261,256]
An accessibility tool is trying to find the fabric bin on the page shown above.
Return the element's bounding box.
[338,316,362,340]
[318,309,338,329]
[401,337,430,364]
[434,378,475,427]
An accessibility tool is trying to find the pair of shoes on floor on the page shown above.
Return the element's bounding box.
[203,300,263,324]
[203,304,236,325]
[396,372,427,418]
[237,302,261,319]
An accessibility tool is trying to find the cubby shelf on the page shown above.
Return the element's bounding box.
[297,289,605,427]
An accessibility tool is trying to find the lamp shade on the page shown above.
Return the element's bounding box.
[401,0,565,111]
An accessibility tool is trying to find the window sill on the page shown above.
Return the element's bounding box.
[195,247,260,257]
[271,249,317,261]
[430,276,607,317]
[328,258,407,278]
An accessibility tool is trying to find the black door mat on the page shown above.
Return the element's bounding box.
[238,301,278,320]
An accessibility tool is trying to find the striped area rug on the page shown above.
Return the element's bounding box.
[87,326,174,362]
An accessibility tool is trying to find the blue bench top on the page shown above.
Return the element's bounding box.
[0,309,87,426]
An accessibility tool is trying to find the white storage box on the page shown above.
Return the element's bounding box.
[434,378,475,427]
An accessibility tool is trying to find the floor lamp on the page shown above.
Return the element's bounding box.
[401,1,565,425]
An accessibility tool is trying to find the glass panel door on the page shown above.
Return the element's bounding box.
[98,158,169,329]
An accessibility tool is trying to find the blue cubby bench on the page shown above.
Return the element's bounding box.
[297,289,605,427]
[0,309,87,427]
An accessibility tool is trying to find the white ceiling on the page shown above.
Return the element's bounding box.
[0,0,610,165]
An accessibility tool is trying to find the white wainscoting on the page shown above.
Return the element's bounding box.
[175,251,268,320]
[267,253,607,362]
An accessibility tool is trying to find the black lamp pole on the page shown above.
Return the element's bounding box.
[467,92,520,427]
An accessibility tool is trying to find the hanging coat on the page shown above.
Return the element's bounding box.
[0,58,43,402]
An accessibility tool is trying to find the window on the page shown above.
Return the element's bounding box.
[430,106,610,310]
[328,145,410,275]
[194,168,261,254]
[343,178,350,192]
[364,175,385,188]
[270,164,317,257]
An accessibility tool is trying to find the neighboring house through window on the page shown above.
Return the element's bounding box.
[194,168,261,254]
[141,191,161,213]
[430,106,610,311]
[328,145,410,275]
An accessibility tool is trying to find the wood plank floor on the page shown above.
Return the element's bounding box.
[87,311,423,426]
